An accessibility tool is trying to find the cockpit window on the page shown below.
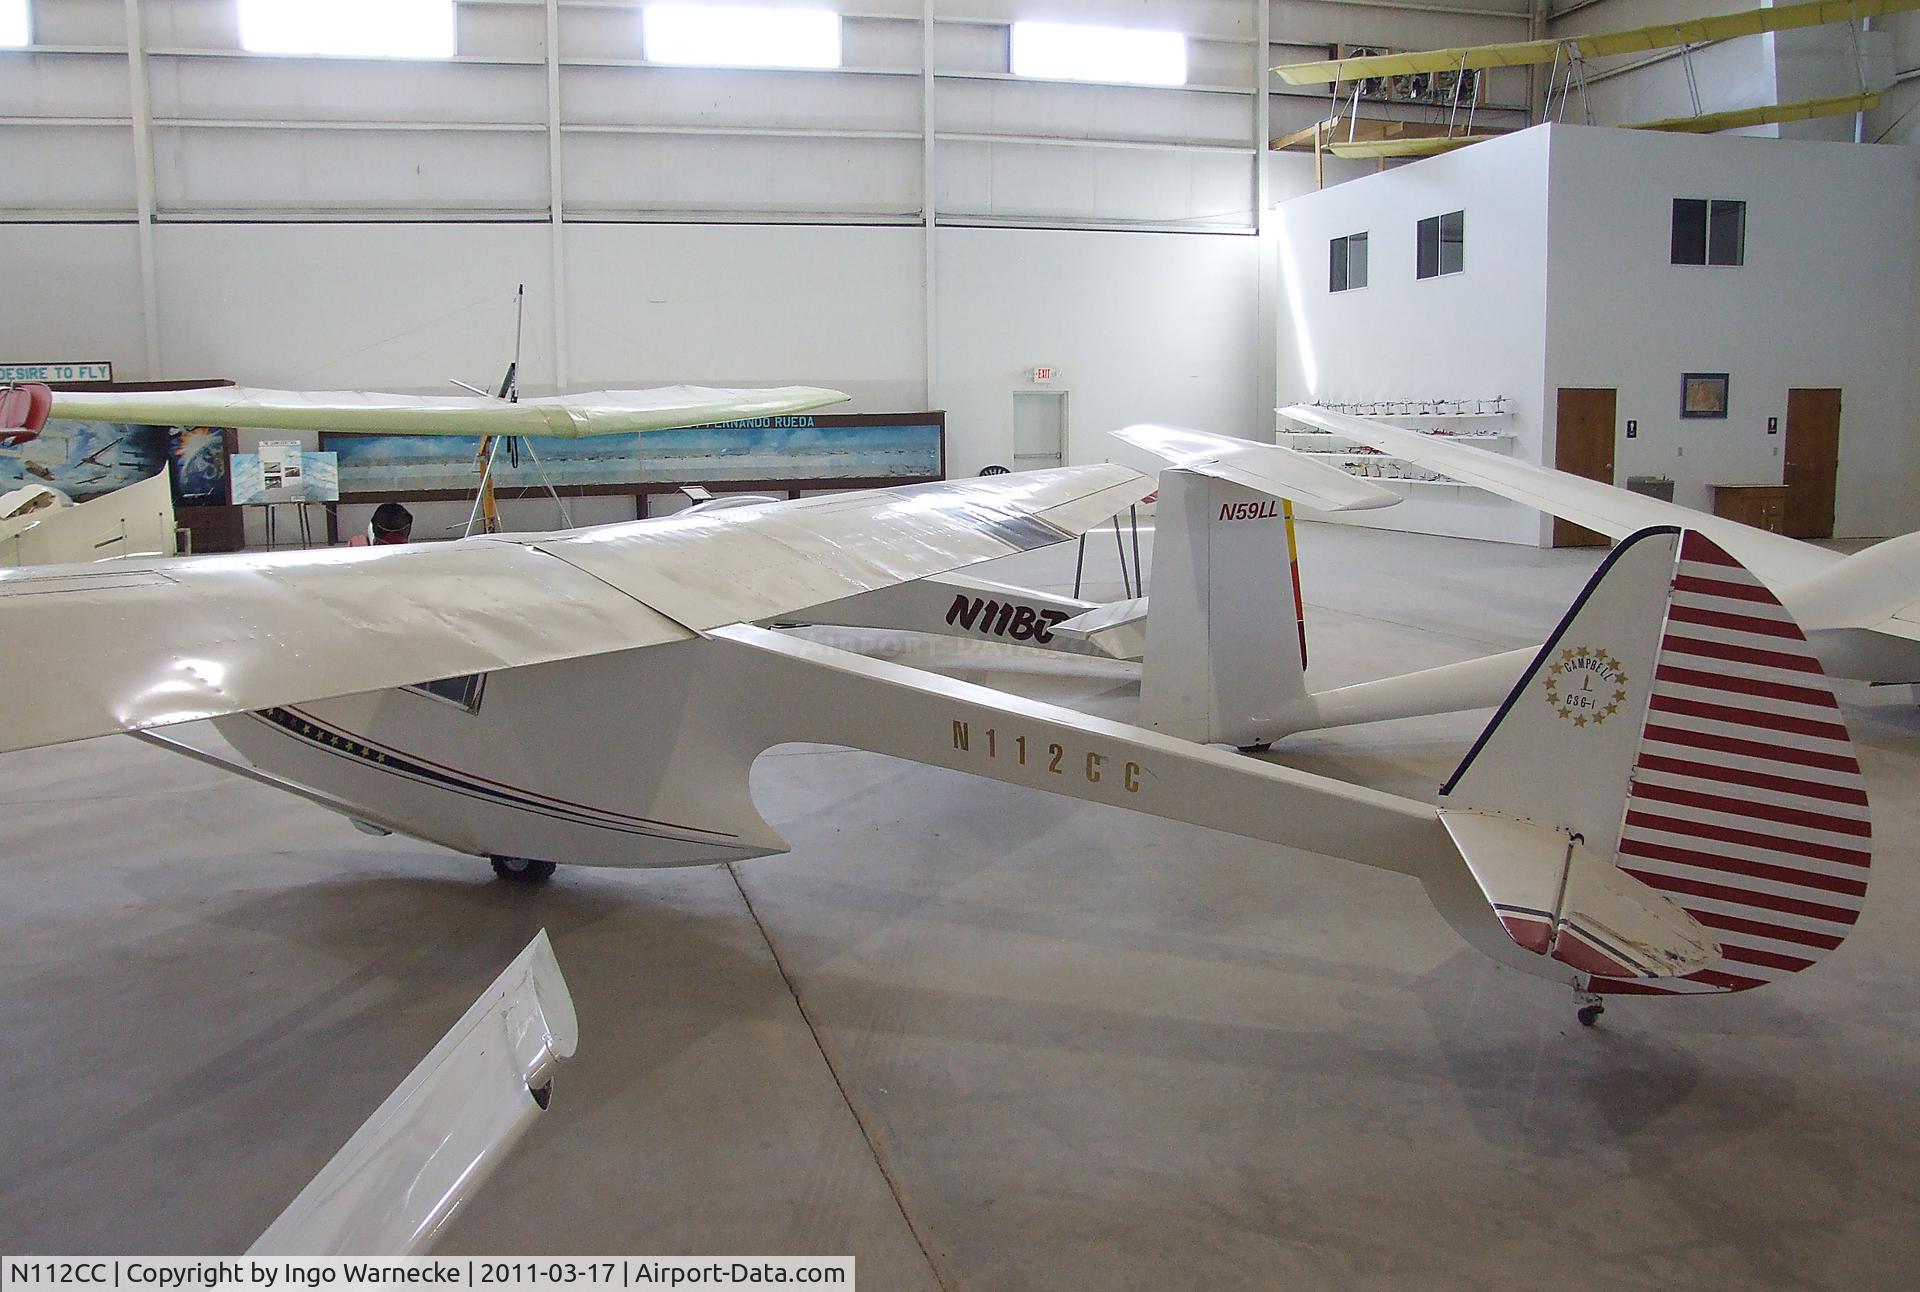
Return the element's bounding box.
[407,672,486,713]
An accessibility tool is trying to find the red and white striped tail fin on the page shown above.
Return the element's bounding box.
[1438,527,1871,996]
[1607,530,1870,995]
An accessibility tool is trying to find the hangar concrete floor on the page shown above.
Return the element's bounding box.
[1,521,1916,1288]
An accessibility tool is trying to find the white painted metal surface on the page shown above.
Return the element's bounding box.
[0,464,1147,754]
[47,384,849,437]
[250,930,577,1256]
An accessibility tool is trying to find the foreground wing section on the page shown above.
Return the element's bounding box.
[46,384,849,438]
[0,464,1150,753]
[1112,423,1401,513]
[251,931,577,1256]
[1279,405,1837,588]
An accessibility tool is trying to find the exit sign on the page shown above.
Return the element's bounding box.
[1030,366,1056,384]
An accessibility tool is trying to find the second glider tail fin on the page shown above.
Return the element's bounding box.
[1438,526,1871,993]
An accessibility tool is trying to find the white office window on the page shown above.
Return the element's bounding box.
[643,4,842,69]
[1010,21,1187,87]
[0,0,29,48]
[238,0,455,59]
[1329,232,1368,292]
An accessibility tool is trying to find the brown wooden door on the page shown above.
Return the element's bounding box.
[1553,387,1617,547]
[1784,388,1840,539]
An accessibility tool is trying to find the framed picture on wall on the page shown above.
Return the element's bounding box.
[1680,372,1730,419]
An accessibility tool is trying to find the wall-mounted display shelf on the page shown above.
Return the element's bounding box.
[1304,397,1511,418]
[1276,400,1518,488]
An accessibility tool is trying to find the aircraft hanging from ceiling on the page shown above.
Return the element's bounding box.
[1274,0,1920,87]
[1272,0,1914,158]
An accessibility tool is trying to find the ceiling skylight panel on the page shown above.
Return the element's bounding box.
[0,0,29,49]
[643,5,843,70]
[1010,21,1187,87]
[238,0,456,59]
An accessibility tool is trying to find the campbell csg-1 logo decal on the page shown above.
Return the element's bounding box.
[1542,645,1628,728]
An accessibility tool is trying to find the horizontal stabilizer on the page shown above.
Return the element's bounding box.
[1051,596,1149,659]
[1112,424,1401,513]
[1441,810,1719,979]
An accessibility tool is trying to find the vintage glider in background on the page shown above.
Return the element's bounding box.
[1283,405,1920,699]
[253,931,577,1255]
[1272,0,1908,158]
[41,383,850,438]
[0,457,1872,1018]
[33,380,850,537]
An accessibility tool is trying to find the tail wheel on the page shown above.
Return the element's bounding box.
[490,855,557,884]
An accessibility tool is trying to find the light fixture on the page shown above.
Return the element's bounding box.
[643,4,842,70]
[1010,21,1187,86]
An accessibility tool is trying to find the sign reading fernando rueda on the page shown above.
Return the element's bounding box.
[1,361,113,383]
[0,1258,855,1289]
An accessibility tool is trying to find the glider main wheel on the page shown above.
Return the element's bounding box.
[1577,1003,1604,1028]
[491,855,557,884]
[1238,742,1273,754]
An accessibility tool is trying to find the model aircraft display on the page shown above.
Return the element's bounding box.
[1283,405,1920,690]
[0,452,1873,1018]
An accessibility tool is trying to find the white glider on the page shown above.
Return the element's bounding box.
[0,460,1873,1015]
[1282,404,1920,684]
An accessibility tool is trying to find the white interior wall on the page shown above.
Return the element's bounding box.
[1543,124,1920,540]
[1868,12,1919,146]
[1270,127,1553,544]
[934,226,1262,478]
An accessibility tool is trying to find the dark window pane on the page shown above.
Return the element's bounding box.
[1330,236,1348,292]
[1439,210,1464,275]
[410,673,486,712]
[1708,199,1745,265]
[1417,215,1439,279]
[1349,232,1368,288]
[1671,198,1707,264]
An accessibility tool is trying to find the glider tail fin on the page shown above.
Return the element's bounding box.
[1138,466,1310,748]
[1437,526,1871,993]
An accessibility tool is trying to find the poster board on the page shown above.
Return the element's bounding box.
[232,450,340,504]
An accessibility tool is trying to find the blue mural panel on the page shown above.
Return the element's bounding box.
[322,413,944,496]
